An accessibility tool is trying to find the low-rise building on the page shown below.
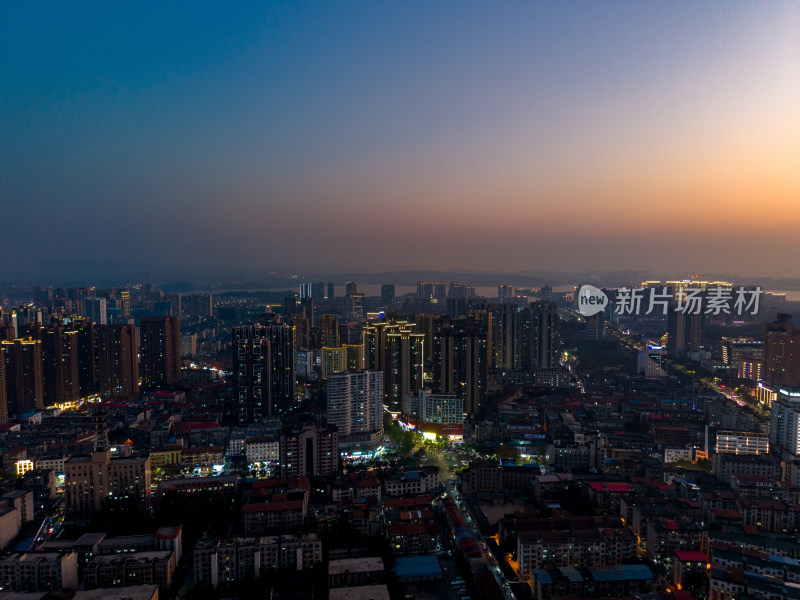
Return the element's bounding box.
[64,450,151,515]
[2,490,34,524]
[383,468,439,497]
[328,557,384,588]
[672,550,709,590]
[0,505,22,549]
[645,519,704,569]
[179,446,223,471]
[0,551,79,593]
[83,549,176,591]
[245,437,279,463]
[155,475,237,503]
[387,522,440,556]
[529,564,658,600]
[242,501,305,535]
[193,534,322,589]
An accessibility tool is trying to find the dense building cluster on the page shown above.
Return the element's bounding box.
[0,278,798,599]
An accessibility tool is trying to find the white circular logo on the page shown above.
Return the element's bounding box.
[577,285,609,316]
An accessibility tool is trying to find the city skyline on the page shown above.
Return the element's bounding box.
[2,2,799,282]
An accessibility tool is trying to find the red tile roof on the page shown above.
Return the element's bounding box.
[674,550,708,562]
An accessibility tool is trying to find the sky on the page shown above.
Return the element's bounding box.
[2,2,799,283]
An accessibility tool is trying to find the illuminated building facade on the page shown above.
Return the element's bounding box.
[326,370,383,438]
[716,430,769,455]
[770,388,800,456]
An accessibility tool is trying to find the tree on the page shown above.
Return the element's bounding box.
[497,443,520,463]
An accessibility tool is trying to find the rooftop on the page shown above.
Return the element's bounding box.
[73,584,158,600]
[329,584,391,600]
[393,554,442,579]
[674,550,710,562]
[329,556,385,575]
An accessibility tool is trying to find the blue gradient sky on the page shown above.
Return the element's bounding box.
[2,2,799,282]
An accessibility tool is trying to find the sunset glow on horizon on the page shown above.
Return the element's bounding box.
[2,1,799,281]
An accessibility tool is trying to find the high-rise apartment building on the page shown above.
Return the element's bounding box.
[1,338,44,416]
[293,314,310,350]
[300,282,325,303]
[448,282,475,299]
[232,325,272,424]
[386,328,425,412]
[0,355,6,422]
[492,303,530,372]
[321,343,365,377]
[363,321,388,375]
[70,316,96,396]
[380,284,395,309]
[364,320,423,411]
[347,293,365,320]
[82,297,107,325]
[446,284,475,320]
[282,296,298,323]
[326,370,383,440]
[667,300,706,358]
[298,297,314,328]
[531,301,560,369]
[321,346,346,379]
[34,286,53,308]
[165,293,181,317]
[345,282,358,296]
[431,319,456,395]
[319,315,340,348]
[139,316,180,391]
[232,321,295,421]
[446,297,469,320]
[343,343,364,371]
[770,389,800,456]
[764,315,800,387]
[93,324,139,399]
[186,294,213,319]
[120,290,131,317]
[417,282,447,308]
[39,323,80,404]
[453,317,488,415]
[429,315,489,415]
[260,320,295,416]
[498,285,513,303]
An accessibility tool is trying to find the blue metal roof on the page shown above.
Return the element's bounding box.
[589,564,653,582]
[558,566,584,582]
[770,554,800,566]
[531,570,552,584]
[393,555,442,579]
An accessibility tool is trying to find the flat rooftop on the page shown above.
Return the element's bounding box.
[73,584,158,600]
[329,557,385,575]
[329,584,391,600]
